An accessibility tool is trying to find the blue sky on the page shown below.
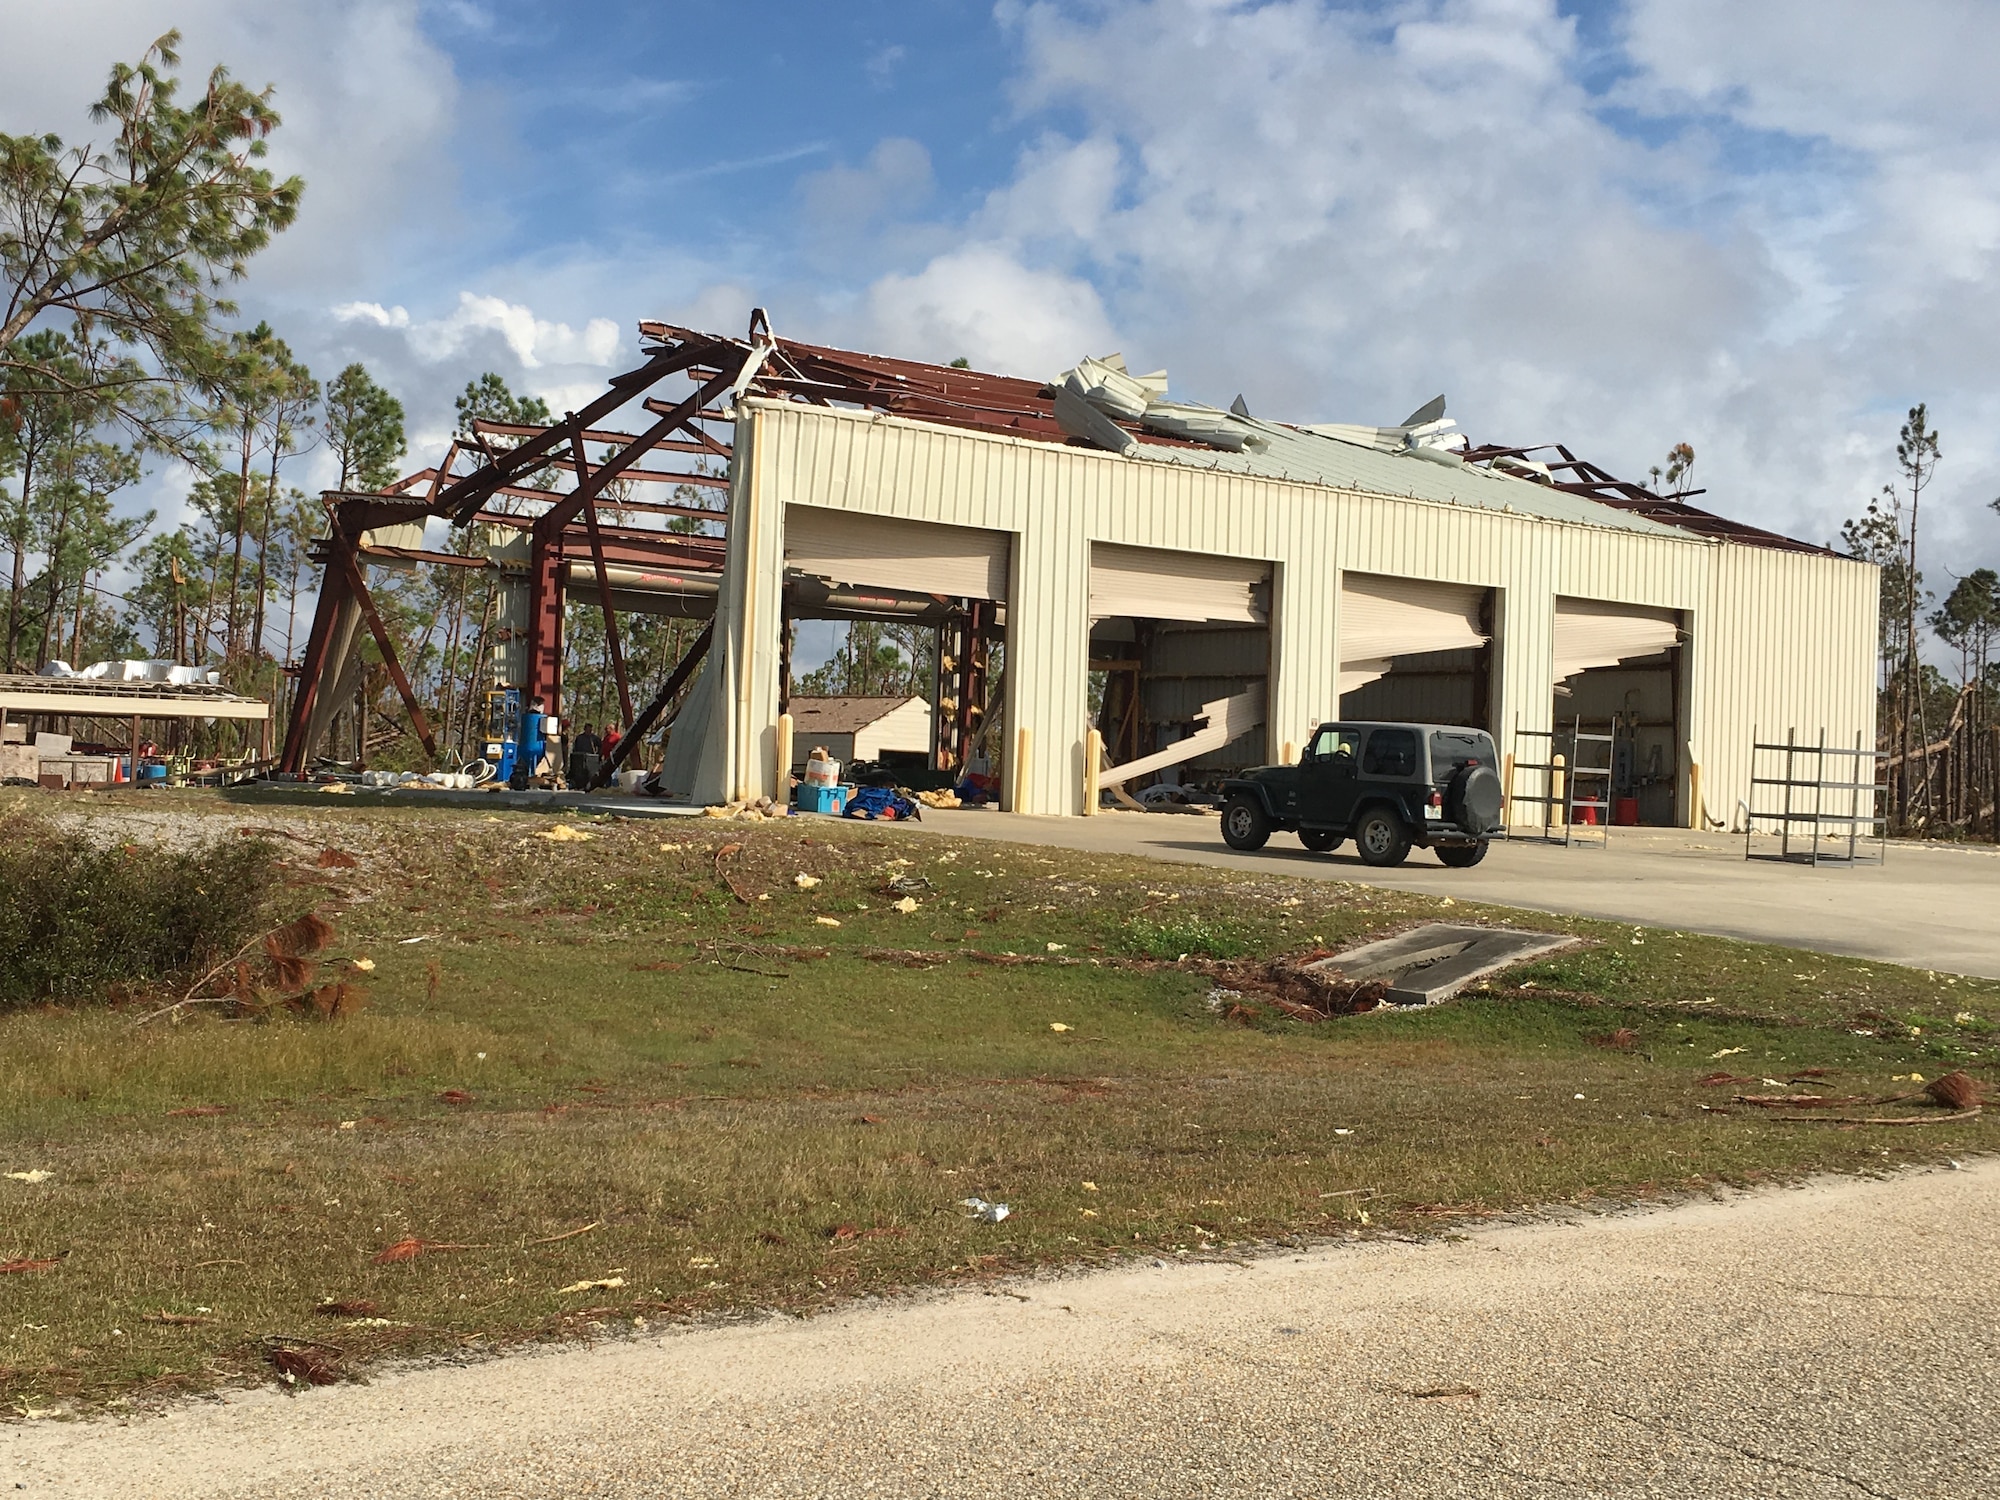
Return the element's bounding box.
[5,0,2000,616]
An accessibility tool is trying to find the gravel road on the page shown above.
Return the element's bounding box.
[7,1162,1994,1499]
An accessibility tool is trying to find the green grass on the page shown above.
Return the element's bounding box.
[0,789,1994,1415]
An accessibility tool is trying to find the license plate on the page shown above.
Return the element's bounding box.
[1424,805,1442,819]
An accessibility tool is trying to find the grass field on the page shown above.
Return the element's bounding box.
[1,789,1994,1415]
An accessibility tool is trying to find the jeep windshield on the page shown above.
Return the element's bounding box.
[1429,729,1497,774]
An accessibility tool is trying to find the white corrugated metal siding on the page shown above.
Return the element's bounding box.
[691,401,1878,819]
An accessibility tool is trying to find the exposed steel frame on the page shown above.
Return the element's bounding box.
[282,311,1822,777]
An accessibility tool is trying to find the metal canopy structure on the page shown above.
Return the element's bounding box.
[0,675,270,722]
[279,309,1831,780]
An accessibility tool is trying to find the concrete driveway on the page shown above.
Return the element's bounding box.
[914,810,2000,977]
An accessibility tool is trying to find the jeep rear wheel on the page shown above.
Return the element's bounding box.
[1436,842,1488,868]
[1299,828,1341,853]
[1221,796,1272,851]
[1353,808,1412,867]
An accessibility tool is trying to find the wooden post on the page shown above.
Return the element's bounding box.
[1688,762,1703,831]
[1282,740,1296,765]
[1501,751,1515,827]
[130,714,141,786]
[1011,726,1033,815]
[1084,728,1102,816]
[1552,752,1567,831]
[775,712,794,808]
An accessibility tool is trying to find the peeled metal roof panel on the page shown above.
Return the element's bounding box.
[1125,414,1690,537]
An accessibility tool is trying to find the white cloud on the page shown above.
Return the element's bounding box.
[867,43,909,90]
[348,292,624,370]
[841,0,2000,570]
[799,137,936,233]
[864,245,1118,377]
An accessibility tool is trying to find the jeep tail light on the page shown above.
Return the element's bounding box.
[1428,789,1444,808]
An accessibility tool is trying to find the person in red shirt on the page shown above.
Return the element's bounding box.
[600,721,622,768]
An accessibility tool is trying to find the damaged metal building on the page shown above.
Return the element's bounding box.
[282,313,1877,826]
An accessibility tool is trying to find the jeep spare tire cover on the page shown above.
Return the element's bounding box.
[1453,764,1504,834]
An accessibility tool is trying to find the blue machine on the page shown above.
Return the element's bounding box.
[514,706,551,789]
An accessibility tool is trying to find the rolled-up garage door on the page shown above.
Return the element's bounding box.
[1089,543,1270,623]
[1552,597,1680,683]
[785,505,1009,601]
[1339,573,1488,693]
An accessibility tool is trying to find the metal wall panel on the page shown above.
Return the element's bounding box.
[696,401,1879,819]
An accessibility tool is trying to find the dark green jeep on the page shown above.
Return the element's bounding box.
[1218,722,1505,868]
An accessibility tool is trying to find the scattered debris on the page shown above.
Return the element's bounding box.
[1926,1071,1982,1110]
[794,872,821,888]
[1590,1028,1638,1050]
[891,896,920,914]
[704,797,786,822]
[1049,1022,1072,1033]
[1411,1385,1481,1400]
[316,848,358,868]
[962,1197,1011,1223]
[5,1169,52,1184]
[1710,1047,1746,1059]
[130,912,358,1026]
[165,1105,228,1118]
[555,1275,626,1294]
[525,1221,602,1247]
[536,824,595,843]
[438,1089,474,1106]
[714,842,756,904]
[313,1299,378,1318]
[1189,952,1389,1020]
[142,1311,214,1326]
[265,1337,343,1386]
[371,1237,481,1264]
[815,916,842,927]
[0,1253,65,1274]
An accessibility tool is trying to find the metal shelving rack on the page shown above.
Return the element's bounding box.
[1745,727,1888,865]
[1508,716,1612,848]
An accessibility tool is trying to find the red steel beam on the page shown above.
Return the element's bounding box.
[278,523,356,774]
[437,340,724,524]
[572,429,634,728]
[335,544,438,760]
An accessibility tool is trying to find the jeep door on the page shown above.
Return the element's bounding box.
[1298,725,1363,828]
[1359,726,1423,827]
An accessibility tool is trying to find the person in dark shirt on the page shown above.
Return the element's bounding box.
[568,722,602,788]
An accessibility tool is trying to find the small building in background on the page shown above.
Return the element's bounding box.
[786,695,932,772]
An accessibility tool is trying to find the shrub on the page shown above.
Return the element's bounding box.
[0,812,279,1006]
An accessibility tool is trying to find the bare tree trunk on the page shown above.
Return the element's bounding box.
[36,494,72,670]
[224,420,255,661]
[3,441,37,672]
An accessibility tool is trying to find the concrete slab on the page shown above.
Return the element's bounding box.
[1312,922,1578,1005]
[228,784,709,819]
[906,809,2000,979]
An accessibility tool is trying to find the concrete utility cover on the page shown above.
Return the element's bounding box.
[1310,923,1577,1007]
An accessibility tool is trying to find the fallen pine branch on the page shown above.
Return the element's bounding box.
[525,1220,602,1248]
[1771,1107,1983,1126]
[713,842,755,904]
